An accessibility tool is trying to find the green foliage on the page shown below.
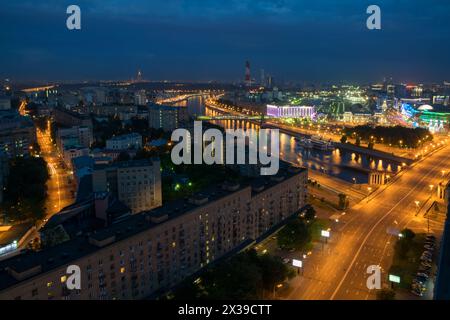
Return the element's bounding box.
[401,228,415,241]
[2,157,49,222]
[390,231,426,288]
[161,154,245,201]
[277,218,311,250]
[172,249,292,300]
[344,125,432,148]
[304,206,316,221]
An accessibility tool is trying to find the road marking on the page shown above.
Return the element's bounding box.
[330,147,450,300]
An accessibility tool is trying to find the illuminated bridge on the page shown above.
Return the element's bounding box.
[156,93,212,104]
[197,115,273,121]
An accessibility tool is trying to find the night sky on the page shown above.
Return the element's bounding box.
[1,0,449,83]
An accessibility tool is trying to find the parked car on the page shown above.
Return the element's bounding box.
[416,272,429,279]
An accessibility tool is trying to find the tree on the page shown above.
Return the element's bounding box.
[355,137,361,146]
[201,250,263,299]
[2,157,50,222]
[376,288,396,300]
[338,193,348,210]
[257,254,291,293]
[395,228,416,259]
[304,207,316,221]
[400,228,415,241]
[277,219,311,250]
[172,249,293,300]
[340,135,347,144]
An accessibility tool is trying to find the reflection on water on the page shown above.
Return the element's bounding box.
[180,96,401,184]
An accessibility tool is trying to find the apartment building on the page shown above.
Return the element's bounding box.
[148,104,189,131]
[0,165,307,300]
[106,133,142,151]
[0,110,36,158]
[56,126,93,150]
[88,104,139,121]
[93,159,162,214]
[53,106,93,129]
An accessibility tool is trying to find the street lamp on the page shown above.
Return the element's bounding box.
[414,200,420,214]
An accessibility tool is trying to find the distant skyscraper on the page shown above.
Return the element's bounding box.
[136,69,143,82]
[260,69,265,87]
[134,89,147,106]
[245,61,251,86]
[267,75,274,88]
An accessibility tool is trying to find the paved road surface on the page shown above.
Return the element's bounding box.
[284,144,449,300]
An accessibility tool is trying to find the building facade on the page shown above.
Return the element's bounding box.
[0,110,36,158]
[106,133,142,151]
[0,166,307,300]
[148,104,189,131]
[266,104,315,118]
[93,159,162,214]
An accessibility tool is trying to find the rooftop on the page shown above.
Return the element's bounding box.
[107,132,142,141]
[0,164,306,291]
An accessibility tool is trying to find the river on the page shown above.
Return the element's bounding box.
[176,96,401,184]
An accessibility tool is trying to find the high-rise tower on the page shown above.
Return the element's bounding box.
[245,61,251,86]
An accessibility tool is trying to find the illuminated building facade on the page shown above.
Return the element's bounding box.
[266,104,315,118]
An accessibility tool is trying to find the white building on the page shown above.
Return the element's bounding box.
[106,133,142,150]
[266,104,315,118]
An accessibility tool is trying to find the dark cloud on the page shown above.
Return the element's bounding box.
[0,0,449,82]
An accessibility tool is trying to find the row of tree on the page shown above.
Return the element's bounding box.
[172,249,294,300]
[277,207,316,250]
[1,157,50,222]
[343,125,432,148]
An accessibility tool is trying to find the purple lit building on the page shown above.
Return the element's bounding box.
[266,104,315,118]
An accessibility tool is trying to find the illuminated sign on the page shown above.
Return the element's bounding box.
[389,274,400,283]
[292,259,302,268]
[321,230,330,238]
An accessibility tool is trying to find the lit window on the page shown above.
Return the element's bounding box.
[120,267,126,274]
[60,275,67,283]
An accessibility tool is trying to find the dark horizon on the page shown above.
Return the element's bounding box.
[1,0,449,83]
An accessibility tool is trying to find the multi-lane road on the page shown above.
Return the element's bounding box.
[284,144,449,299]
[19,123,76,249]
[36,123,75,220]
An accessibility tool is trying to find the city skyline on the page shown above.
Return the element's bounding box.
[1,0,450,83]
[1,0,450,305]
